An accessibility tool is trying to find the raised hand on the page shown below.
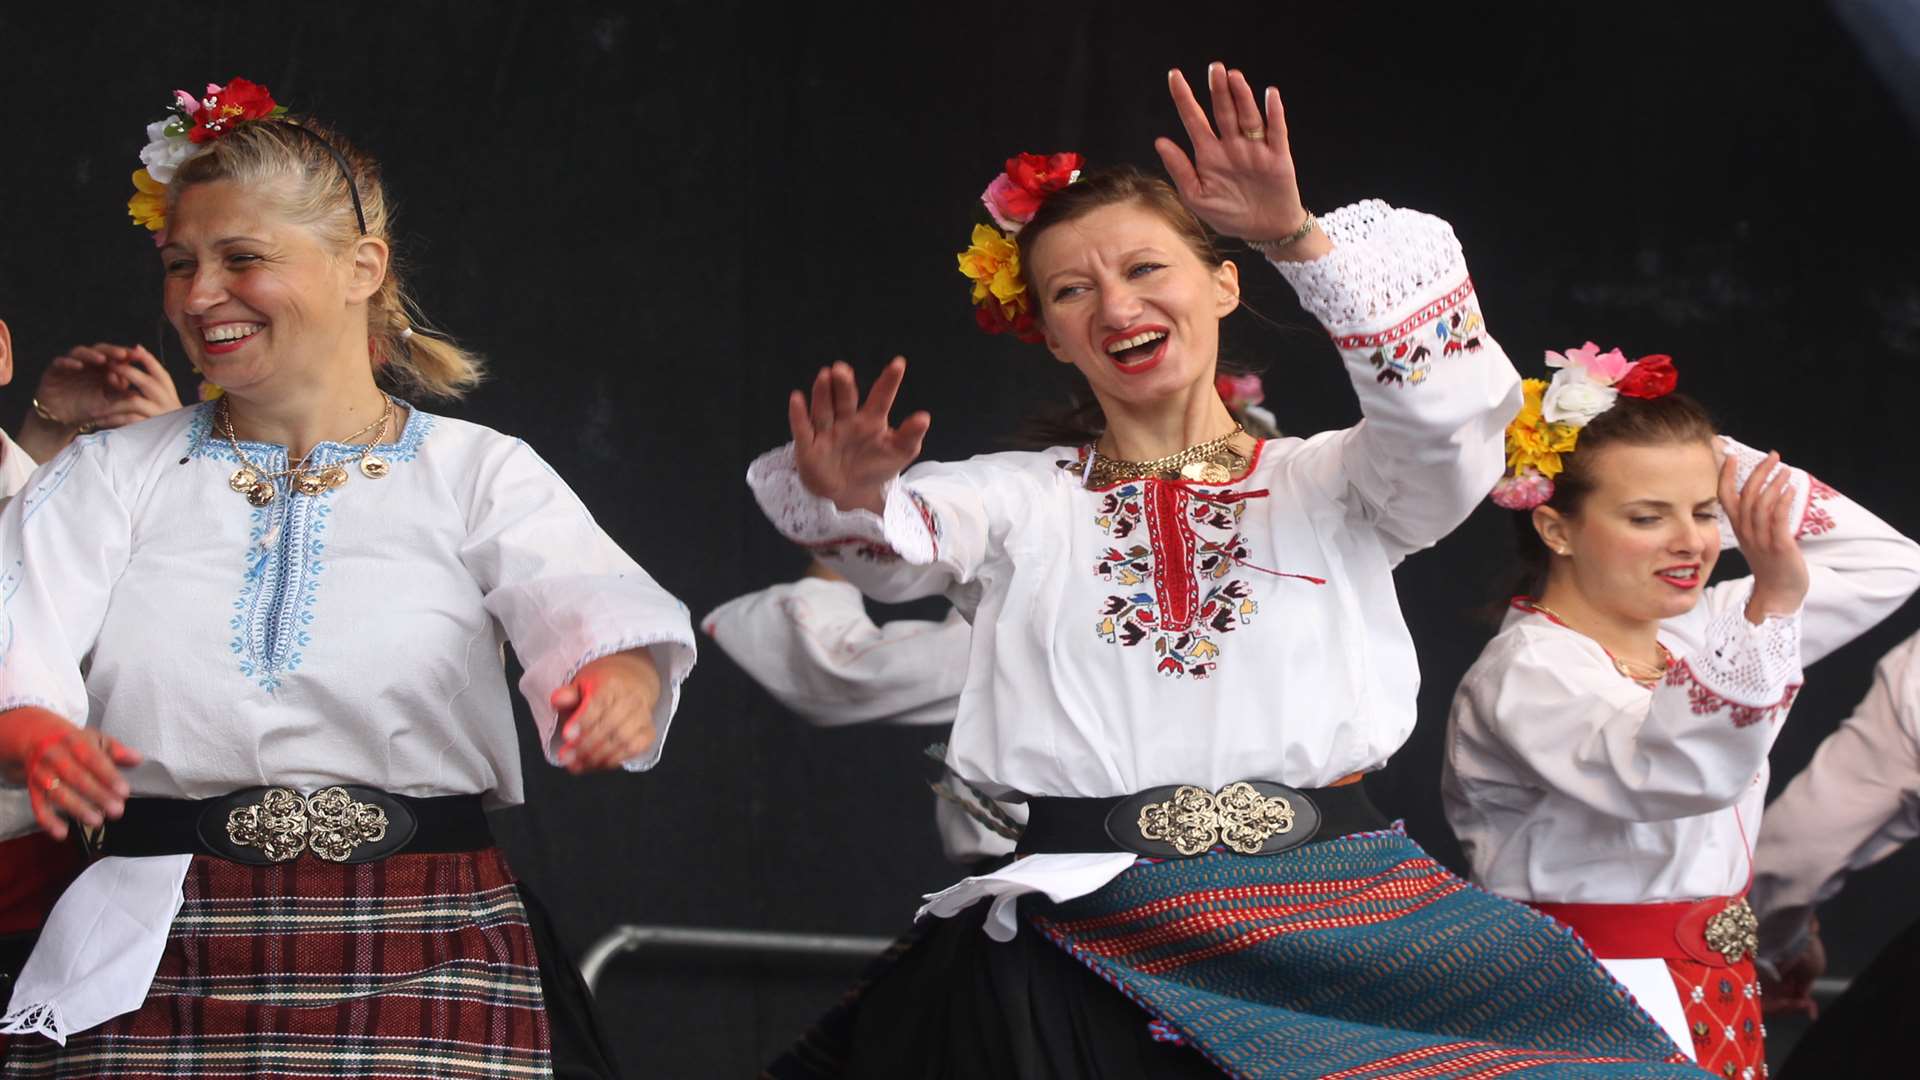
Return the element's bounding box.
[550,650,663,773]
[1720,447,1810,622]
[0,707,141,841]
[787,357,930,515]
[1154,63,1324,252]
[35,343,184,430]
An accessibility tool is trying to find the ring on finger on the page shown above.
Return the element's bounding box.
[38,772,62,793]
[1240,126,1266,139]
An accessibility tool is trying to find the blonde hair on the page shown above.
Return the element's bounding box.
[169,119,483,399]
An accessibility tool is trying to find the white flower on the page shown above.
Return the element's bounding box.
[139,118,198,184]
[1541,366,1619,426]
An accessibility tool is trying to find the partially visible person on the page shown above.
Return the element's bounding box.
[1750,629,1920,1077]
[12,342,183,464]
[1445,349,1920,1076]
[0,327,183,1067]
[705,560,1020,868]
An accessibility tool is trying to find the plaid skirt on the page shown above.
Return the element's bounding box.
[2,848,556,1079]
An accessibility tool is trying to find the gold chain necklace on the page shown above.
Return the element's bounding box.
[1085,423,1248,487]
[219,397,396,507]
[1522,599,1673,688]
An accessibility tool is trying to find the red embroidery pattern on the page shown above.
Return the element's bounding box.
[1093,479,1258,679]
[1664,660,1802,729]
[1797,476,1838,539]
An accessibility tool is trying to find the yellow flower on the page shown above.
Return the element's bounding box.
[956,223,1030,319]
[128,168,168,233]
[1504,378,1579,477]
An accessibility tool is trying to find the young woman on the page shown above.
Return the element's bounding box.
[0,79,695,1078]
[1443,351,1920,1077]
[747,62,1705,1078]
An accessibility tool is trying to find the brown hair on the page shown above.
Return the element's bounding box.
[1013,165,1257,445]
[1507,391,1718,597]
[169,119,483,400]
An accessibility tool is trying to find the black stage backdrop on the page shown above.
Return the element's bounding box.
[2,1,1917,1074]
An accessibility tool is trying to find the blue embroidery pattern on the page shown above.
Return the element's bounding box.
[0,560,21,669]
[205,399,437,691]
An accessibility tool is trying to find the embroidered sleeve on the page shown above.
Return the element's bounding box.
[1711,436,1920,664]
[1270,201,1523,563]
[463,440,696,772]
[1470,624,1792,822]
[0,435,131,727]
[702,578,968,727]
[746,443,1008,604]
[1664,605,1803,729]
[1751,635,1920,964]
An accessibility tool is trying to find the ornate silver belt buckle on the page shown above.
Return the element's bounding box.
[1113,780,1322,858]
[225,786,391,863]
[1704,897,1759,965]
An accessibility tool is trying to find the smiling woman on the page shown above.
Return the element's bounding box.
[1444,349,1920,1075]
[747,61,1715,1080]
[0,78,696,1079]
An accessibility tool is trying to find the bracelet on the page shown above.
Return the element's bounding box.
[30,398,92,434]
[1247,212,1318,257]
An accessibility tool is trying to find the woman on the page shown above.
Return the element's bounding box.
[1443,352,1920,1077]
[748,62,1703,1078]
[0,78,695,1078]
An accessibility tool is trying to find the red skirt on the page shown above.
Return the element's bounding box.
[2,848,552,1079]
[1532,898,1765,1079]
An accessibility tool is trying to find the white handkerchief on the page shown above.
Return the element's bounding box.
[1,854,191,1045]
[918,852,1138,942]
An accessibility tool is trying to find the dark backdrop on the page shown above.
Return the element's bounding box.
[3,1,1917,1075]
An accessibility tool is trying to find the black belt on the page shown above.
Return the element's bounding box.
[93,786,492,866]
[1017,779,1386,858]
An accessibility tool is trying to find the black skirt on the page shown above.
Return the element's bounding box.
[837,901,1218,1080]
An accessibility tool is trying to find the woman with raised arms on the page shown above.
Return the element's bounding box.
[1443,352,1919,1076]
[748,61,1707,1079]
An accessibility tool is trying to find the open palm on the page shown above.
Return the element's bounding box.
[787,357,930,514]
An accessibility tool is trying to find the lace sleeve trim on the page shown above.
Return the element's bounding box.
[746,443,939,565]
[1666,605,1804,727]
[746,442,891,548]
[1270,200,1468,334]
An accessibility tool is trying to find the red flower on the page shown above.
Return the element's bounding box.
[189,78,279,143]
[982,151,1084,230]
[973,299,1044,344]
[1616,353,1678,398]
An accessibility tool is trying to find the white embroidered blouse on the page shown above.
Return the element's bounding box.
[0,427,43,842]
[1443,447,1920,906]
[0,401,698,1040]
[703,576,1019,864]
[747,200,1523,938]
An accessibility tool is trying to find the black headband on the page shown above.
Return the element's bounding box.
[277,118,368,235]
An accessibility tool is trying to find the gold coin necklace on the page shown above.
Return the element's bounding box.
[1085,423,1248,488]
[221,397,395,507]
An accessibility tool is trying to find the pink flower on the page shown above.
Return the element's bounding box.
[1546,341,1633,385]
[980,152,1083,233]
[173,90,200,114]
[1215,373,1265,411]
[1490,468,1555,510]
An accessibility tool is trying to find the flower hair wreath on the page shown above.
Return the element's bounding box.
[128,77,366,246]
[1490,342,1679,510]
[955,152,1083,342]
